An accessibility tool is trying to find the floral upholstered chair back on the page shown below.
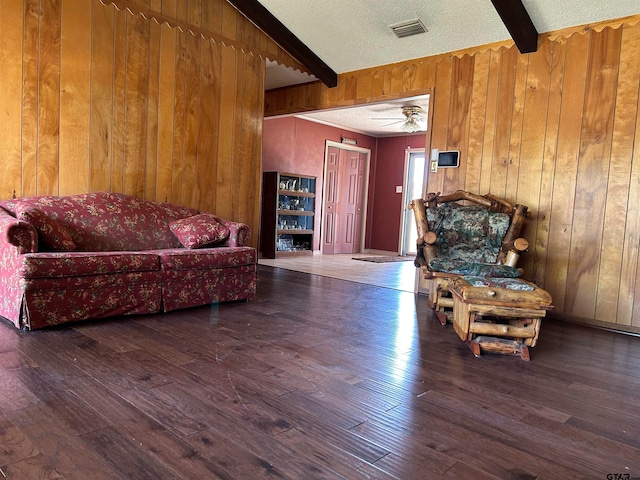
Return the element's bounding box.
[413,191,529,278]
[427,203,516,276]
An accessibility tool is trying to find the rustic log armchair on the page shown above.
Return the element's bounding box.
[410,190,530,325]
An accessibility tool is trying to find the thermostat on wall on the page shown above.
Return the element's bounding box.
[438,150,460,168]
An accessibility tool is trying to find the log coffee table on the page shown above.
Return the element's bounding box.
[448,276,553,361]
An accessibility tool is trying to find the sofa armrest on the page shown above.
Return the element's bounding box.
[218,219,251,247]
[0,208,38,254]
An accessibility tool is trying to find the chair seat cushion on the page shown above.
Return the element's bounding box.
[429,258,520,278]
[462,275,534,291]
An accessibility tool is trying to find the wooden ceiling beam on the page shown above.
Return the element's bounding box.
[490,0,539,53]
[227,0,338,88]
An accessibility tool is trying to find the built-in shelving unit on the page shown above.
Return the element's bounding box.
[260,172,316,258]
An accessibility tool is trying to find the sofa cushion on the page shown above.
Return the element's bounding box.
[169,213,230,249]
[158,246,256,271]
[19,251,160,279]
[17,208,76,251]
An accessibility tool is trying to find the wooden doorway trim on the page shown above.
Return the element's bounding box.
[321,141,371,254]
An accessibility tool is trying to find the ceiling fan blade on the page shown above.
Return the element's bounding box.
[379,120,404,127]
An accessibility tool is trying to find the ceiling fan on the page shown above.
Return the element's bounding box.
[373,106,426,133]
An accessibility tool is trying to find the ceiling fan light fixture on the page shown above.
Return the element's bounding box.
[400,106,425,133]
[401,117,421,133]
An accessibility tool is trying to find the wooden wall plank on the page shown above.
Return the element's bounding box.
[237,53,263,237]
[176,0,187,22]
[22,0,40,197]
[464,50,490,194]
[171,30,188,204]
[535,41,565,288]
[111,8,127,193]
[230,53,245,221]
[544,32,589,312]
[89,0,115,193]
[566,27,622,319]
[489,47,518,198]
[411,61,428,91]
[195,39,221,213]
[479,49,501,194]
[612,24,640,326]
[187,0,201,27]
[156,22,177,202]
[161,0,177,17]
[221,1,237,40]
[355,73,373,101]
[427,59,452,194]
[342,74,358,103]
[145,17,161,201]
[504,52,528,204]
[201,0,222,35]
[60,0,91,195]
[215,47,237,221]
[0,0,23,199]
[516,41,552,282]
[443,55,473,194]
[37,0,62,196]
[631,101,640,328]
[596,23,639,324]
[181,33,201,209]
[240,9,260,51]
[123,13,150,198]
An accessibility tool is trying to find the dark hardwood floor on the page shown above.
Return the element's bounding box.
[1,265,640,479]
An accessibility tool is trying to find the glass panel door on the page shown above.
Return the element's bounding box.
[401,150,426,255]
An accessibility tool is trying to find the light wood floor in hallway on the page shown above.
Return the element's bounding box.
[258,253,418,292]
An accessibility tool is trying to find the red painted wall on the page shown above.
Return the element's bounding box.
[262,116,425,253]
[368,135,426,252]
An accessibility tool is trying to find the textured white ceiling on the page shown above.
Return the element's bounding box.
[259,0,639,74]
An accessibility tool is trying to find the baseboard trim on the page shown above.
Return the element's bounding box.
[548,312,640,337]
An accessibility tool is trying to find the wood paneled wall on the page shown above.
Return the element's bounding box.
[0,0,283,248]
[265,16,640,332]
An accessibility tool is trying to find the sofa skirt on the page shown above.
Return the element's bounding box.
[20,271,162,330]
[161,264,256,312]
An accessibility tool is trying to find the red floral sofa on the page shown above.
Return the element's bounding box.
[0,192,256,330]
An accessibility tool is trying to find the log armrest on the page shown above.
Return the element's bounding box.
[502,237,529,267]
[0,208,37,254]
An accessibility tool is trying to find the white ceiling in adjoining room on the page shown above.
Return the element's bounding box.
[294,95,430,138]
